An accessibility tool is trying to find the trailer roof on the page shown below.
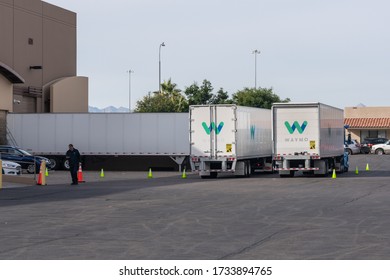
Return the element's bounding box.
[189,104,270,111]
[272,102,343,111]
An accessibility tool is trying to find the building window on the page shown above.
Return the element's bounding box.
[28,38,33,45]
[368,130,379,138]
[361,130,387,140]
[378,131,387,138]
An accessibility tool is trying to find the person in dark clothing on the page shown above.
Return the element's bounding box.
[66,144,81,185]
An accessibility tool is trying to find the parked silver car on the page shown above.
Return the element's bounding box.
[1,160,22,175]
[344,139,361,155]
[371,140,390,155]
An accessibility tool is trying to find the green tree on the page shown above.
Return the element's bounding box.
[211,87,232,104]
[232,87,290,109]
[135,79,188,112]
[184,79,214,105]
[161,78,181,95]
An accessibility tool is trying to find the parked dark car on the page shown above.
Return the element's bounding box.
[360,138,389,154]
[0,145,51,174]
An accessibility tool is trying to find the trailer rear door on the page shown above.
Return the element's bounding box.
[273,105,320,155]
[190,106,236,159]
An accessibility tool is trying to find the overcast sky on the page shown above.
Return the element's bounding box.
[45,0,389,109]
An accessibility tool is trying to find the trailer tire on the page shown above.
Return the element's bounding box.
[324,161,329,177]
[245,161,251,177]
[48,158,59,170]
[63,159,70,170]
[315,160,329,177]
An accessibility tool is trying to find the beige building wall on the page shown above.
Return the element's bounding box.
[0,0,84,113]
[345,107,390,118]
[51,77,88,113]
[347,129,361,142]
[0,0,76,86]
[0,0,13,67]
[0,74,13,112]
[42,2,76,86]
[345,107,390,142]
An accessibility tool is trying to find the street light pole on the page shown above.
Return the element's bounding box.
[252,49,260,89]
[127,70,134,112]
[159,42,165,93]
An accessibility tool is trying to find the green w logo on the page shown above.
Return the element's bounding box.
[250,125,255,140]
[202,122,224,135]
[284,121,308,134]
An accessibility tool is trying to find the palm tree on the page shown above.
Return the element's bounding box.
[161,78,181,95]
[135,79,189,112]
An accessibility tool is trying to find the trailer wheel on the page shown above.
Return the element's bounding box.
[48,158,58,170]
[245,161,251,177]
[324,161,329,177]
[315,160,329,177]
[63,159,70,170]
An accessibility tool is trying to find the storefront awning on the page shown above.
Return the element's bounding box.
[344,118,390,129]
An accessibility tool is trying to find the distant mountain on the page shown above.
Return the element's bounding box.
[88,106,130,113]
[355,103,366,107]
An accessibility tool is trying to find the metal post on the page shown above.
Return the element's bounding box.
[127,70,134,112]
[159,42,165,92]
[252,49,260,89]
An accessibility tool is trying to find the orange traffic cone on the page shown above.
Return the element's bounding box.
[37,161,46,185]
[77,163,85,183]
[37,168,43,185]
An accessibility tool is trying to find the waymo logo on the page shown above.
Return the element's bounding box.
[202,122,224,135]
[284,121,308,134]
[250,125,255,140]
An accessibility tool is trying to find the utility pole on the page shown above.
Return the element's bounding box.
[127,70,134,112]
[252,49,260,88]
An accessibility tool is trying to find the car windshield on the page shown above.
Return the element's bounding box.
[17,148,32,156]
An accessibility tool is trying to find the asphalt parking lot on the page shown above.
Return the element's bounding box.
[1,154,390,260]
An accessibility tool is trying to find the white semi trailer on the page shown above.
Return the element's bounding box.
[6,113,189,170]
[272,102,348,177]
[189,105,272,178]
